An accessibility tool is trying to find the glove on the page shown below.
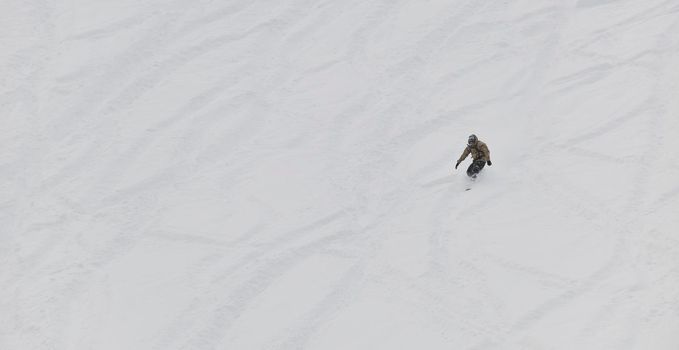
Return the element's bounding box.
[487,160,492,166]
[455,161,460,169]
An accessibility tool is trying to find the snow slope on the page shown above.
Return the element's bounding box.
[2,0,679,349]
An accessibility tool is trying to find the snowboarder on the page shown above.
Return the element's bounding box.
[455,134,492,178]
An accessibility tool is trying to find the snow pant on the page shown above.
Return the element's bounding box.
[466,159,486,177]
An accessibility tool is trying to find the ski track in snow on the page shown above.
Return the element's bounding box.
[2,0,679,349]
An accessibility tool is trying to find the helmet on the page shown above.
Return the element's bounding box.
[467,134,478,146]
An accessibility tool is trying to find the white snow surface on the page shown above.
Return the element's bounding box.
[2,1,679,349]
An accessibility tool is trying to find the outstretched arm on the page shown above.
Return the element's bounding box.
[481,143,491,165]
[457,147,470,163]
